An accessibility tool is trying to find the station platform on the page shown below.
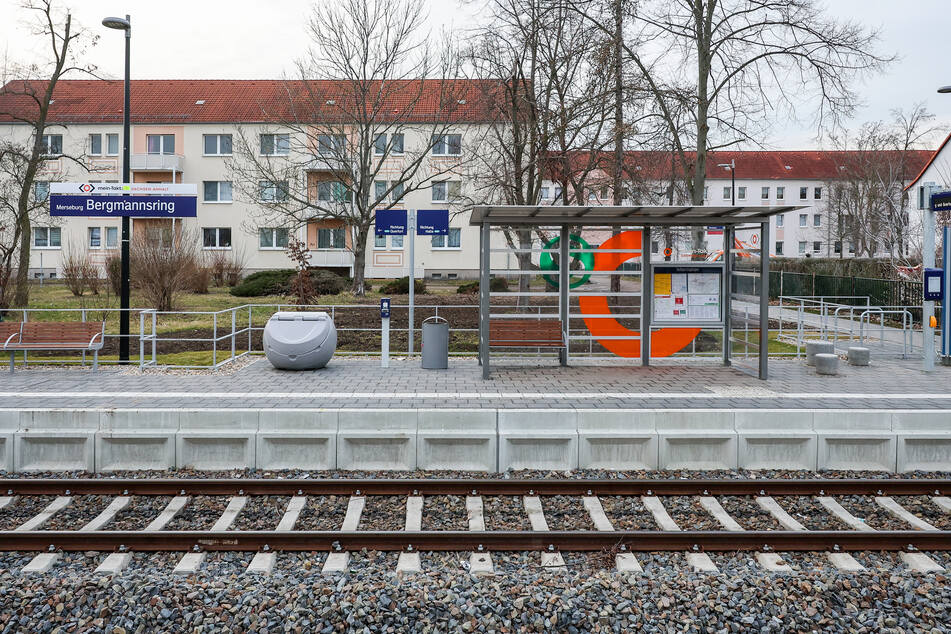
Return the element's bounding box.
[0,357,948,474]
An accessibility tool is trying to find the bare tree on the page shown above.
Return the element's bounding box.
[227,0,471,296]
[0,1,97,308]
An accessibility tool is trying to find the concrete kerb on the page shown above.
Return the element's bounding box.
[814,411,896,472]
[97,410,180,472]
[577,410,657,470]
[337,409,417,470]
[735,410,817,471]
[498,409,579,471]
[656,410,738,470]
[417,409,497,472]
[0,410,15,472]
[893,411,951,472]
[257,410,338,471]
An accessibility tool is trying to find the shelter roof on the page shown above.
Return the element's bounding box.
[469,204,807,227]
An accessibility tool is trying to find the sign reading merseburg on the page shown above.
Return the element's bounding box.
[49,194,197,217]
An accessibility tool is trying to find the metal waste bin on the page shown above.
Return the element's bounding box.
[421,316,449,369]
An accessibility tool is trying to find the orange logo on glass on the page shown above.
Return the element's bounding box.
[577,230,700,358]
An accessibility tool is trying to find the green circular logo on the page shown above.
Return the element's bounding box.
[539,235,594,289]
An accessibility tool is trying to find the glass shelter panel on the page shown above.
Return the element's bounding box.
[729,226,767,376]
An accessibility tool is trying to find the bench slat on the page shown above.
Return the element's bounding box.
[489,319,564,348]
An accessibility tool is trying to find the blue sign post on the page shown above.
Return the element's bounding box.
[49,194,197,217]
[416,209,449,235]
[375,209,408,235]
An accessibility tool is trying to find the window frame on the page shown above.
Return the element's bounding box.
[431,227,461,250]
[812,241,821,253]
[259,180,290,203]
[106,133,119,156]
[105,226,118,249]
[203,181,234,204]
[146,134,175,155]
[258,227,289,250]
[722,186,731,200]
[799,186,808,200]
[203,134,233,156]
[260,133,290,156]
[41,134,63,156]
[316,134,346,156]
[775,241,784,255]
[736,186,747,200]
[88,134,103,156]
[88,226,102,249]
[761,186,770,200]
[33,226,62,249]
[799,213,807,227]
[431,133,462,156]
[776,214,784,227]
[776,186,785,200]
[202,227,233,250]
[798,241,806,255]
[814,187,822,200]
[813,214,821,227]
[316,227,347,250]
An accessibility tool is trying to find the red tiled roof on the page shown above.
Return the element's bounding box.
[0,79,504,124]
[548,149,934,182]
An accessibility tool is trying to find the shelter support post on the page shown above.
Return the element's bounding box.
[559,226,569,366]
[759,221,769,380]
[480,222,491,379]
[641,225,651,366]
[722,225,733,367]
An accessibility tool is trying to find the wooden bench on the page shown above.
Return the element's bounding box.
[489,319,565,348]
[2,321,106,372]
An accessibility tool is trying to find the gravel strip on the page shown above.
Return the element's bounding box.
[232,496,290,531]
[358,496,406,531]
[541,495,595,531]
[718,496,785,531]
[775,496,851,530]
[163,496,229,531]
[834,495,911,531]
[891,495,951,530]
[295,495,349,531]
[599,496,657,530]
[661,496,720,530]
[42,495,113,531]
[109,495,173,531]
[421,495,468,531]
[483,496,531,531]
[0,495,54,530]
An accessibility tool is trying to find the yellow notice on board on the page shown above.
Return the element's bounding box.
[654,273,672,295]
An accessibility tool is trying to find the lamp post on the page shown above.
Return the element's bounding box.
[717,159,735,205]
[103,15,131,363]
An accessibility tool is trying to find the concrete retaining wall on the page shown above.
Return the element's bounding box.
[0,408,949,473]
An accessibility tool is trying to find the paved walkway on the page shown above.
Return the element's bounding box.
[0,355,948,409]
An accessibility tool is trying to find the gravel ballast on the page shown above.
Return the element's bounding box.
[483,496,531,531]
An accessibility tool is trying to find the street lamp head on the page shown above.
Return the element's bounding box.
[102,16,130,30]
[717,163,732,170]
[938,86,951,94]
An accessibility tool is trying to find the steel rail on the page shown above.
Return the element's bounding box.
[1,479,948,496]
[1,530,949,553]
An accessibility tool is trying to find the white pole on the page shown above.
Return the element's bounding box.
[408,209,416,356]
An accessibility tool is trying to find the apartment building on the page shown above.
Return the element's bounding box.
[0,79,492,280]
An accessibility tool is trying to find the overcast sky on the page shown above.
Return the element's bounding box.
[2,0,948,149]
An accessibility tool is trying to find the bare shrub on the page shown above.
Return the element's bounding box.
[206,248,246,287]
[189,254,212,294]
[130,230,201,311]
[105,253,122,296]
[284,237,314,305]
[83,260,101,295]
[61,250,88,297]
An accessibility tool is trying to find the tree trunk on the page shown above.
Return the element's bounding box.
[12,224,31,307]
[351,225,370,296]
[516,229,533,310]
[610,0,623,303]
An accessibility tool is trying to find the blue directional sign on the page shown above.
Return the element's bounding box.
[416,209,449,235]
[380,297,391,318]
[931,191,951,212]
[49,194,197,217]
[375,208,407,235]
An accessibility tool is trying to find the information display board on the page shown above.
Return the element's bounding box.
[652,265,722,323]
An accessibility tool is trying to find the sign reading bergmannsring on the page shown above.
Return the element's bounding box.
[49,194,197,217]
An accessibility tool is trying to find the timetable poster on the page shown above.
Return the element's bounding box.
[653,266,722,323]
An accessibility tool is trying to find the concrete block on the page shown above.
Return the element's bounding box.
[737,433,817,471]
[176,433,255,470]
[734,410,815,432]
[100,410,179,432]
[498,410,578,471]
[178,410,259,431]
[804,340,834,366]
[417,409,497,472]
[847,347,870,366]
[813,411,892,432]
[337,409,417,471]
[653,410,734,432]
[0,433,11,473]
[897,434,951,472]
[817,434,896,471]
[19,410,100,431]
[578,410,657,470]
[891,411,951,432]
[0,410,18,430]
[814,353,839,375]
[256,434,336,470]
[259,409,338,432]
[96,432,176,472]
[659,434,737,470]
[15,432,95,472]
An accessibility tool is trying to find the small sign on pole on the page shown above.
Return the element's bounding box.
[416,209,449,235]
[380,297,391,368]
[375,209,408,235]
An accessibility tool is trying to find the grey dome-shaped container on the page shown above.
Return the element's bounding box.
[263,311,337,370]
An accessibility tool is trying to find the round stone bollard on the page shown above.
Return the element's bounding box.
[847,346,870,366]
[815,353,839,376]
[805,340,834,366]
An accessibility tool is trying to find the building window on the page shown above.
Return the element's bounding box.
[390,182,404,202]
[202,227,232,249]
[834,241,842,254]
[431,133,461,156]
[391,234,403,249]
[260,133,290,156]
[33,227,61,248]
[797,241,806,255]
[106,226,118,248]
[431,228,461,249]
[373,133,404,155]
[317,227,346,249]
[88,227,101,248]
[776,214,784,227]
[259,227,289,249]
[776,186,785,200]
[813,241,821,253]
[799,186,808,200]
[761,186,769,199]
[554,186,562,200]
[813,214,821,227]
[259,180,289,202]
[374,180,387,201]
[316,134,345,155]
[146,134,175,155]
[848,242,855,254]
[799,213,807,227]
[33,181,50,202]
[737,187,747,200]
[722,187,731,200]
[203,134,233,156]
[814,187,822,200]
[89,134,102,155]
[107,133,119,155]
[775,241,784,255]
[703,186,708,200]
[40,134,63,155]
[540,186,550,200]
[316,181,351,203]
[374,234,386,248]
[431,180,461,202]
[203,181,233,203]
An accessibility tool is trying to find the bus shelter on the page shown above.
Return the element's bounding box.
[471,204,805,380]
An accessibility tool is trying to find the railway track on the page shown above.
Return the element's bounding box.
[1,478,950,576]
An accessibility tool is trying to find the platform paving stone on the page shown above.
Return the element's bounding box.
[0,356,946,410]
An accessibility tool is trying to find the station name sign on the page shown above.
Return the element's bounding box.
[50,194,197,217]
[50,182,197,195]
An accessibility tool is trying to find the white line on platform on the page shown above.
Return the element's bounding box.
[322,496,365,575]
[466,496,494,576]
[641,496,718,573]
[583,496,642,573]
[173,496,247,575]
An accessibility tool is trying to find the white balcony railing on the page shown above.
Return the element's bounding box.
[130,153,184,171]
